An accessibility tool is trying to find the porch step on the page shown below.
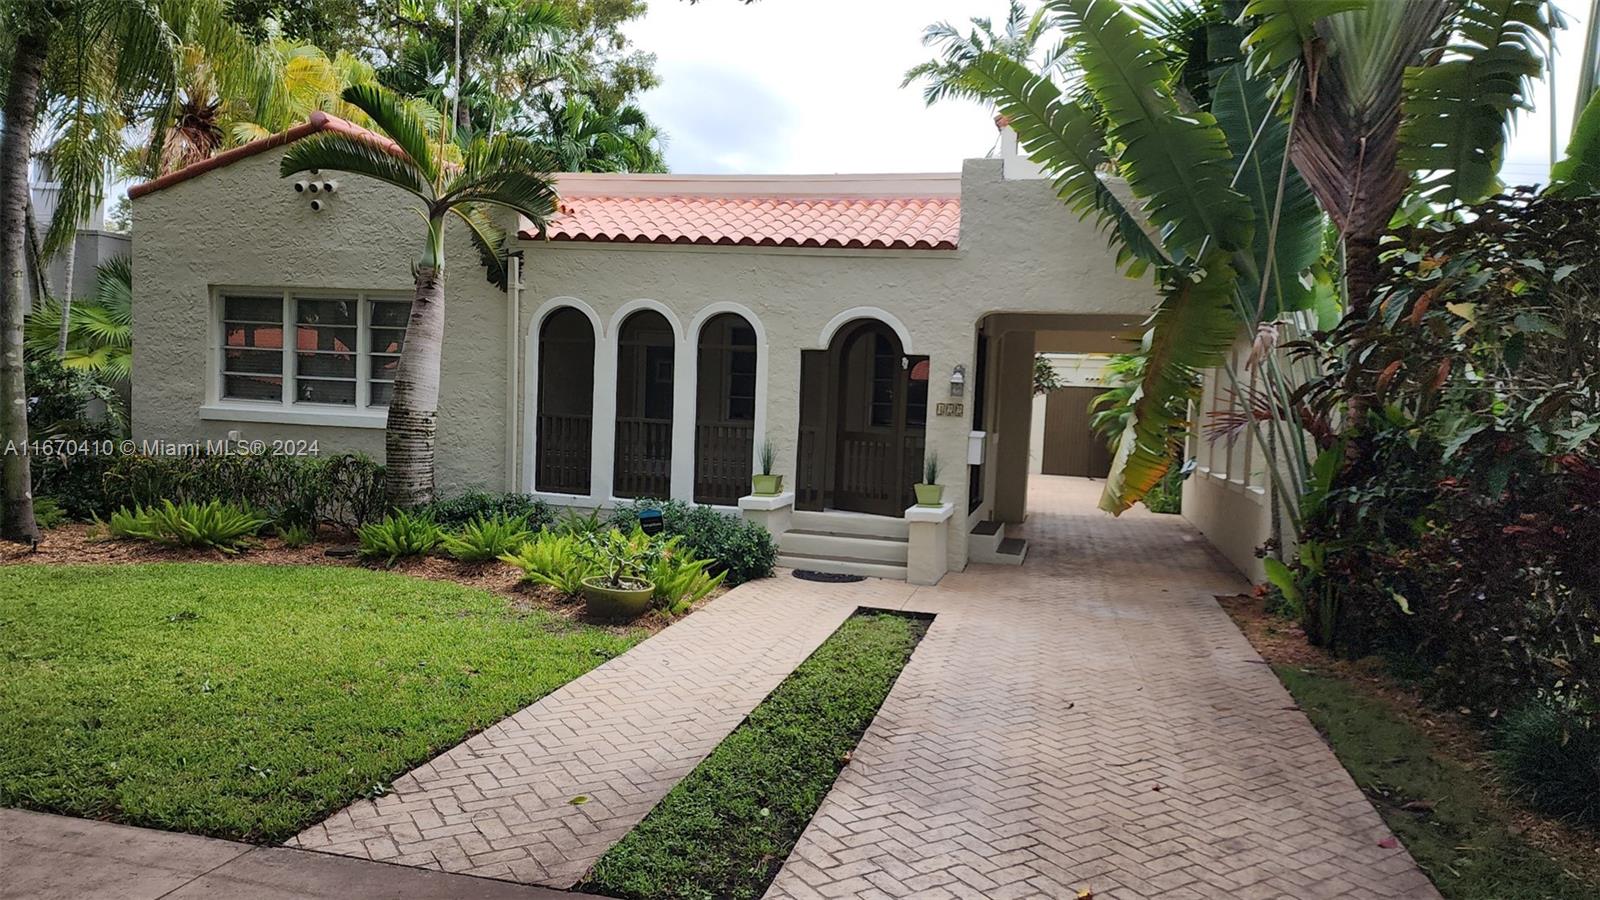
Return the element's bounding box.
[968,525,1028,566]
[776,552,909,582]
[780,529,909,565]
[790,509,909,541]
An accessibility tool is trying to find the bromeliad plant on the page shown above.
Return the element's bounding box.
[280,84,559,509]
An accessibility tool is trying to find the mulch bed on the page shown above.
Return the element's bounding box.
[0,523,715,636]
[1219,591,1600,881]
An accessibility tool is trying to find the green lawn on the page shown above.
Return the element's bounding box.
[0,563,644,842]
[581,610,929,900]
[1276,666,1600,900]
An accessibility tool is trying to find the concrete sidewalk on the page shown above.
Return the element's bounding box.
[0,809,594,900]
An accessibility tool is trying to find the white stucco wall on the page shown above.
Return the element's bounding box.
[132,148,1156,571]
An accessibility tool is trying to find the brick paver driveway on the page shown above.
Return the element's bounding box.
[297,476,1438,899]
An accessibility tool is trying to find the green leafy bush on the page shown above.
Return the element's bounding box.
[442,514,534,562]
[1298,190,1599,731]
[577,529,661,590]
[32,498,68,530]
[278,523,315,548]
[1496,702,1600,827]
[103,500,268,554]
[1141,464,1184,514]
[357,511,444,564]
[102,452,384,529]
[499,532,595,595]
[26,354,122,520]
[649,536,726,615]
[608,500,775,585]
[420,491,553,531]
[555,507,606,536]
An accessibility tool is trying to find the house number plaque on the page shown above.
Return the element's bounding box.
[935,402,965,417]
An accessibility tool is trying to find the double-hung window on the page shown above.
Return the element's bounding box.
[219,290,411,411]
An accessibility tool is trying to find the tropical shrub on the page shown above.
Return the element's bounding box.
[578,528,661,591]
[608,500,775,585]
[649,536,726,616]
[31,497,68,530]
[357,511,444,564]
[499,532,595,595]
[420,491,553,531]
[25,354,122,519]
[1496,701,1600,827]
[1297,191,1600,734]
[277,522,315,548]
[102,452,385,529]
[1141,465,1183,515]
[103,499,269,554]
[555,507,607,536]
[442,514,535,562]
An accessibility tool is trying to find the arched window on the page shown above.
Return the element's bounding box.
[694,313,758,505]
[614,309,675,499]
[535,308,594,494]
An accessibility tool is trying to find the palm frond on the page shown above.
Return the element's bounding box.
[962,53,1167,278]
[340,83,440,183]
[443,135,559,223]
[1100,252,1240,514]
[1239,0,1367,78]
[449,204,510,289]
[1398,0,1555,203]
[279,132,432,199]
[1050,0,1254,258]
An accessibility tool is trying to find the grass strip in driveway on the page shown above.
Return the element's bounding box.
[0,563,644,842]
[579,609,929,900]
[1277,666,1600,900]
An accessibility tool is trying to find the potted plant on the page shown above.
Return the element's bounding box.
[579,529,659,621]
[751,440,783,496]
[914,452,944,507]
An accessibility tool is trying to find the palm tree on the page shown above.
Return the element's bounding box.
[903,1,1069,107]
[2,0,264,542]
[958,0,1555,516]
[281,84,559,508]
[24,256,132,384]
[531,94,667,174]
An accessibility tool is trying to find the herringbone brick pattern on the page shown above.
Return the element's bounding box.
[291,573,917,885]
[765,476,1439,899]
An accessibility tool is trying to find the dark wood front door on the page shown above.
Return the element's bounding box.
[1042,386,1113,478]
[796,321,927,516]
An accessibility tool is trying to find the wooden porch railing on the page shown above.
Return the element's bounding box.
[694,422,754,506]
[536,413,591,494]
[614,416,672,498]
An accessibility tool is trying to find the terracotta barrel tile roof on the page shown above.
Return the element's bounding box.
[526,194,960,250]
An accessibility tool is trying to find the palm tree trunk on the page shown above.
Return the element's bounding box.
[1,26,51,544]
[384,264,446,509]
[55,233,77,354]
[23,196,47,304]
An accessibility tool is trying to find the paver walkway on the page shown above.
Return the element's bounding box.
[298,476,1439,898]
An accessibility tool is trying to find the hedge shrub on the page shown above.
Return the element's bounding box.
[102,452,384,529]
[608,500,775,585]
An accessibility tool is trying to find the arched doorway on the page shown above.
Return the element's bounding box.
[796,320,928,516]
[535,308,595,494]
[614,309,675,499]
[693,313,757,505]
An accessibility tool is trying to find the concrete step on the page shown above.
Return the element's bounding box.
[780,529,909,565]
[777,552,909,581]
[790,509,909,541]
[970,535,1028,566]
[967,520,1005,558]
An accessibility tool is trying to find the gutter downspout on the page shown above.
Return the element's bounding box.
[505,252,522,492]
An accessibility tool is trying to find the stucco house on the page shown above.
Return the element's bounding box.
[127,113,1186,584]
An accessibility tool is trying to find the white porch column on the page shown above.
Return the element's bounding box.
[669,334,697,502]
[591,334,618,502]
[906,502,955,585]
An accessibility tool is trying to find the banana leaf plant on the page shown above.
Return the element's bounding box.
[280,84,559,508]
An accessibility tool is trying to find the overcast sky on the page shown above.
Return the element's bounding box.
[627,0,1592,184]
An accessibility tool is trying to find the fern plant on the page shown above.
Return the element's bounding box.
[103,500,268,553]
[278,522,316,548]
[648,536,726,616]
[357,510,444,564]
[499,532,595,595]
[442,514,534,562]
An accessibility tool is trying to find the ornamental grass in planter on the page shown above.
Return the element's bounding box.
[913,452,943,507]
[751,440,783,496]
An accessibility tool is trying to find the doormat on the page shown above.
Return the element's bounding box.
[792,570,865,584]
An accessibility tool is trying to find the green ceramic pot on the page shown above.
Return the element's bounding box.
[581,576,655,622]
[913,483,944,507]
[751,474,784,496]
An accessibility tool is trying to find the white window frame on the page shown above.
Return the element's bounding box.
[200,287,410,429]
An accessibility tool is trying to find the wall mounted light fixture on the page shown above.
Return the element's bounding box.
[949,364,966,398]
